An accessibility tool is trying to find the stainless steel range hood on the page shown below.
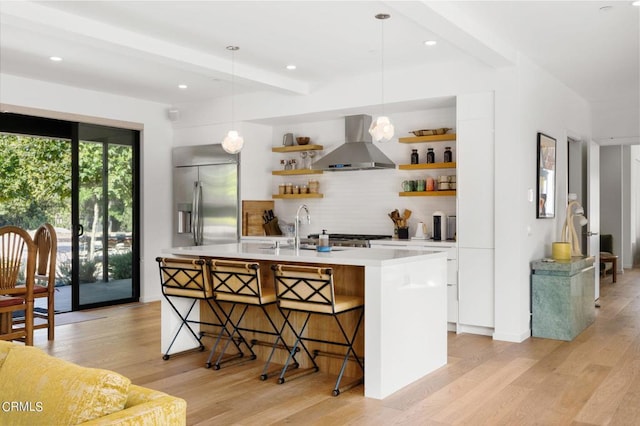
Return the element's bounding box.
[311,115,396,171]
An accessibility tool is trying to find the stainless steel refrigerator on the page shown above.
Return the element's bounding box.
[172,144,239,246]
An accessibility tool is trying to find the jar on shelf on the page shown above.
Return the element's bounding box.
[426,148,435,164]
[308,180,319,193]
[285,183,293,194]
[411,149,419,164]
[278,184,285,195]
[444,147,452,162]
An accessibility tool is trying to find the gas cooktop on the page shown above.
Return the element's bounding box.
[305,233,392,247]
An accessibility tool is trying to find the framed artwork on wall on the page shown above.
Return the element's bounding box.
[537,132,556,218]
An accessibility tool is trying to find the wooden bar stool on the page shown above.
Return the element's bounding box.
[272,264,364,396]
[207,259,295,378]
[156,257,241,361]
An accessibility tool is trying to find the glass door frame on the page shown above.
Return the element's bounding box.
[73,123,140,310]
[0,113,140,311]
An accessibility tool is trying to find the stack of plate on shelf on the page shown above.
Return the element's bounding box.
[437,175,456,190]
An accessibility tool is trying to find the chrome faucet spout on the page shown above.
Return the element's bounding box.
[294,204,311,250]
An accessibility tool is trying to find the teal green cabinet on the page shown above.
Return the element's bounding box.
[531,257,595,341]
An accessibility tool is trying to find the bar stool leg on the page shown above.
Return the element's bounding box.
[330,308,365,396]
[277,312,318,384]
[163,298,205,360]
[212,304,257,369]
[260,307,298,380]
[205,303,246,369]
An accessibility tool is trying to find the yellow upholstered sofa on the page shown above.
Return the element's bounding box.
[0,341,186,425]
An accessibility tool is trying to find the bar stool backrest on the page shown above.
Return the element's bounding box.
[157,257,212,299]
[273,264,337,314]
[209,260,267,305]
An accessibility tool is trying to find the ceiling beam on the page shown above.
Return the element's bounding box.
[0,1,310,95]
[385,0,517,68]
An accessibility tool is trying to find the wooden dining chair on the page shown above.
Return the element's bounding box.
[0,225,36,345]
[33,223,57,340]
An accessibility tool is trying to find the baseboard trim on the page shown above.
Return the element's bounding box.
[492,329,531,343]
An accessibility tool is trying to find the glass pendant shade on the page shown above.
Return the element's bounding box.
[369,116,395,142]
[222,130,244,154]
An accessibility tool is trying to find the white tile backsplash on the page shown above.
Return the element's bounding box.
[269,107,457,238]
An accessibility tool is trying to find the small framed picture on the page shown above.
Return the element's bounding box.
[537,132,556,218]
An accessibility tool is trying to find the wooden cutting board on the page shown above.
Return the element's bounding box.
[241,200,274,236]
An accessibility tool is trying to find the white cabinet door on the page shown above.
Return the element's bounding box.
[457,117,495,249]
[369,242,458,324]
[458,247,494,328]
[447,282,458,323]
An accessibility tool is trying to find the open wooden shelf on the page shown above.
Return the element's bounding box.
[272,169,323,176]
[272,144,323,153]
[398,162,456,170]
[272,193,324,199]
[398,134,456,144]
[399,190,456,197]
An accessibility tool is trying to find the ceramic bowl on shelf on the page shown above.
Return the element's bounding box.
[296,137,310,145]
[411,128,451,136]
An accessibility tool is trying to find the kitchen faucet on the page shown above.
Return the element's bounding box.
[294,204,311,250]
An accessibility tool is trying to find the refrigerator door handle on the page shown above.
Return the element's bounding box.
[192,181,200,245]
[196,182,203,245]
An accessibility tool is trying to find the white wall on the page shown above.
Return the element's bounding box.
[0,74,174,303]
[633,146,640,266]
[592,99,640,145]
[600,144,637,269]
[490,54,592,342]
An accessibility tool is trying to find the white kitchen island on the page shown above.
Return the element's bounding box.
[163,242,447,399]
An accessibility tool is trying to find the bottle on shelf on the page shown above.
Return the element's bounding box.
[426,148,435,164]
[411,149,419,164]
[444,147,452,162]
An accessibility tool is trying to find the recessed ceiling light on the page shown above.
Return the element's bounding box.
[424,40,437,47]
[178,84,188,89]
[286,64,297,70]
[633,1,640,6]
[49,56,62,62]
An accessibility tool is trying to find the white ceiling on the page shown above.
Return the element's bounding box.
[0,1,638,111]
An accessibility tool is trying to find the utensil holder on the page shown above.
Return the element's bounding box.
[397,227,409,240]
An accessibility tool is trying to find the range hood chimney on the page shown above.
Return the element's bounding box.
[311,115,396,171]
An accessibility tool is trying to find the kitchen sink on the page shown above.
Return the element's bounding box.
[257,244,344,252]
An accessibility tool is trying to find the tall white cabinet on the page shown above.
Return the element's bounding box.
[456,92,495,335]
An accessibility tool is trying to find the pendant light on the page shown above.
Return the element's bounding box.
[222,45,244,154]
[369,13,394,142]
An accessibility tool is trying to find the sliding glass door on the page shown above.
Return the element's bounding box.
[0,113,139,312]
[75,124,139,309]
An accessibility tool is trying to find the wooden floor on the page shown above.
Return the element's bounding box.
[34,267,640,425]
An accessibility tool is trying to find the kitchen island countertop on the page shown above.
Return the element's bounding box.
[167,242,445,267]
[162,242,447,399]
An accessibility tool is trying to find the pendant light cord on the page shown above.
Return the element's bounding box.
[380,17,385,116]
[227,46,239,129]
[375,13,390,117]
